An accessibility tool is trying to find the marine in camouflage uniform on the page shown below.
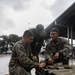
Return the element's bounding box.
[45,28,70,65]
[9,30,45,75]
[30,24,45,62]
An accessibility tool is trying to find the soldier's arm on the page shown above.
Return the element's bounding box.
[37,40,44,53]
[15,44,39,68]
[59,39,71,56]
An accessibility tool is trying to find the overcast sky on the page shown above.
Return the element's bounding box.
[0,0,75,36]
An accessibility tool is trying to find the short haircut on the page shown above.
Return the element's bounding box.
[50,28,59,33]
[23,30,34,37]
[36,24,44,31]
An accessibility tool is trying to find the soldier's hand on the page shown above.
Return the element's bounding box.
[48,57,54,64]
[53,52,59,59]
[39,63,46,68]
[40,60,44,63]
[32,56,37,62]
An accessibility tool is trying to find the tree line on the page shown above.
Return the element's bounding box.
[0,34,22,48]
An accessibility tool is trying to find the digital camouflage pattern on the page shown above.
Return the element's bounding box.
[45,37,70,63]
[9,40,39,75]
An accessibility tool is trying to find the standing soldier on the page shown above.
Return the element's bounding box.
[9,30,46,75]
[45,28,70,65]
[30,24,45,62]
[29,24,45,75]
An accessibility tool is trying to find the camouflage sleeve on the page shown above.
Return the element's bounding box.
[45,43,53,60]
[15,44,39,69]
[59,39,71,56]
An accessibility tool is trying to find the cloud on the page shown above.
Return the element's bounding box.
[0,0,33,35]
[50,0,75,18]
[42,0,75,18]
[1,0,75,36]
[0,0,33,11]
[1,1,54,36]
[0,6,15,34]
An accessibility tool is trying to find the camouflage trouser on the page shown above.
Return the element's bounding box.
[54,54,69,65]
[9,66,31,75]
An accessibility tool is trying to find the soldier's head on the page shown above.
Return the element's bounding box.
[23,30,34,44]
[50,28,59,41]
[36,24,45,37]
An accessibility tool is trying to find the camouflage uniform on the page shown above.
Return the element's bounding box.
[30,28,45,62]
[29,28,45,75]
[45,37,70,64]
[9,40,39,75]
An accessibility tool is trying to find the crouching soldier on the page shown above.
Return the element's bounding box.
[9,30,46,75]
[45,28,70,65]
